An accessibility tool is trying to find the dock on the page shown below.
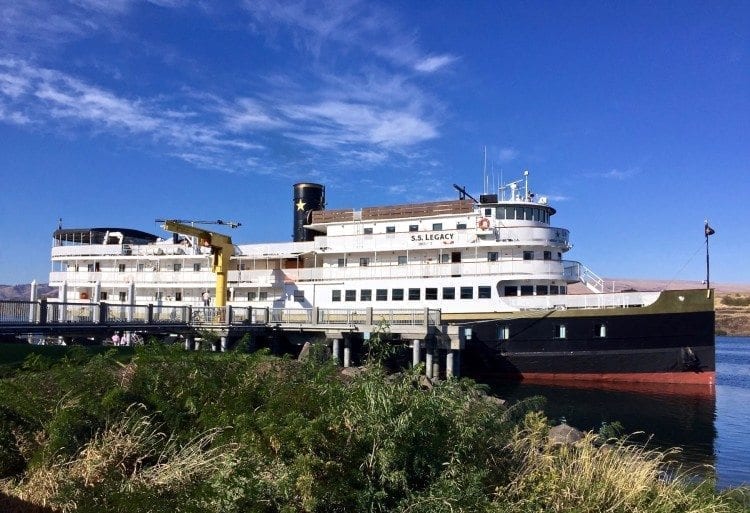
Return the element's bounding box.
[0,299,466,378]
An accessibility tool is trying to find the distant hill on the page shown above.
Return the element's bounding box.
[0,283,57,301]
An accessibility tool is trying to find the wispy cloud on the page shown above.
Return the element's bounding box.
[497,147,519,163]
[414,54,458,73]
[598,167,640,180]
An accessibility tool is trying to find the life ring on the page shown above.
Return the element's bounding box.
[79,291,89,300]
[477,217,490,230]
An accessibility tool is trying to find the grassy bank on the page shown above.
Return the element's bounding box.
[0,344,747,512]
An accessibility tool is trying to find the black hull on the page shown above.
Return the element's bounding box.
[458,289,716,385]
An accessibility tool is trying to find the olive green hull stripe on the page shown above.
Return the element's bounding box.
[443,289,714,323]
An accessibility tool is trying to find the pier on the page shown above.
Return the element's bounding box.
[0,299,465,377]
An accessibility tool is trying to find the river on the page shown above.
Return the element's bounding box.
[487,336,749,489]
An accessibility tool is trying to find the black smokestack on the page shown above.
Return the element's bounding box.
[293,183,325,242]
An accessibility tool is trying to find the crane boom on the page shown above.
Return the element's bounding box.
[157,219,238,307]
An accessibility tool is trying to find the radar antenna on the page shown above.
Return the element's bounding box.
[154,219,241,228]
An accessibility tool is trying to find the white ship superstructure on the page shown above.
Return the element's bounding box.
[49,174,646,316]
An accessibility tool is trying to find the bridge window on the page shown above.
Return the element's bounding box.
[442,287,455,300]
[523,251,534,260]
[409,224,419,232]
[193,263,201,272]
[361,289,372,301]
[376,289,388,301]
[460,287,473,299]
[504,286,518,296]
[554,324,567,339]
[521,286,534,296]
[487,252,498,262]
[425,288,438,300]
[550,285,559,295]
[478,286,491,298]
[332,290,341,302]
[408,288,421,300]
[537,285,549,295]
[498,325,510,340]
[484,208,493,216]
[392,289,404,301]
[345,290,356,301]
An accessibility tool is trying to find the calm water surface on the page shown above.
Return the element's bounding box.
[487,336,749,489]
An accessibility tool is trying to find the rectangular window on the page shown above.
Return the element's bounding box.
[543,251,552,261]
[118,264,126,272]
[498,325,510,340]
[392,288,404,301]
[597,324,607,338]
[193,263,201,272]
[560,286,567,295]
[248,291,257,301]
[460,287,473,299]
[496,207,506,220]
[294,290,304,302]
[523,251,534,260]
[118,291,127,302]
[363,227,373,235]
[345,290,356,301]
[409,224,419,232]
[441,253,450,263]
[408,288,420,300]
[442,287,455,300]
[457,222,467,229]
[425,288,438,300]
[386,226,396,233]
[432,223,443,230]
[550,285,560,295]
[361,289,372,301]
[398,255,407,265]
[376,289,388,301]
[337,258,346,267]
[554,324,567,339]
[520,285,534,296]
[504,286,518,296]
[332,290,341,302]
[485,208,492,216]
[175,291,182,301]
[259,291,268,301]
[359,257,369,267]
[487,252,499,262]
[173,263,182,272]
[100,291,107,300]
[87,263,94,272]
[478,286,491,298]
[537,285,549,295]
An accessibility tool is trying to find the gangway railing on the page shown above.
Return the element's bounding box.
[564,261,605,293]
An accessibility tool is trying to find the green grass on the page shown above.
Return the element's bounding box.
[0,343,133,378]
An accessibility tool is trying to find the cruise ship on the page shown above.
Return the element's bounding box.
[49,173,715,384]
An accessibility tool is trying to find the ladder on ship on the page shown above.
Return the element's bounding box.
[574,263,605,294]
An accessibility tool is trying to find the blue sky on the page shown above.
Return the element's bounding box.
[0,0,748,286]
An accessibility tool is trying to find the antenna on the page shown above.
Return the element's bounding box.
[483,146,488,194]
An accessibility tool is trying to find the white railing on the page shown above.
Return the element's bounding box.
[500,291,661,311]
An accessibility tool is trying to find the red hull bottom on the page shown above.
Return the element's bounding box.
[518,371,715,386]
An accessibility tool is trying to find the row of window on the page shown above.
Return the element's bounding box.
[498,323,607,340]
[503,285,567,296]
[332,286,493,302]
[71,263,204,272]
[363,222,464,235]
[492,206,551,224]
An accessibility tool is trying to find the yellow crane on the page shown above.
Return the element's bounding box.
[156,219,241,307]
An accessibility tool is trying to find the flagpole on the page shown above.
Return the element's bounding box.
[704,220,712,290]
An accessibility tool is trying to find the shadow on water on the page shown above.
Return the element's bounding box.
[486,379,718,480]
[484,337,750,489]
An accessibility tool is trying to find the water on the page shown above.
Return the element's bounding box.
[487,336,750,489]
